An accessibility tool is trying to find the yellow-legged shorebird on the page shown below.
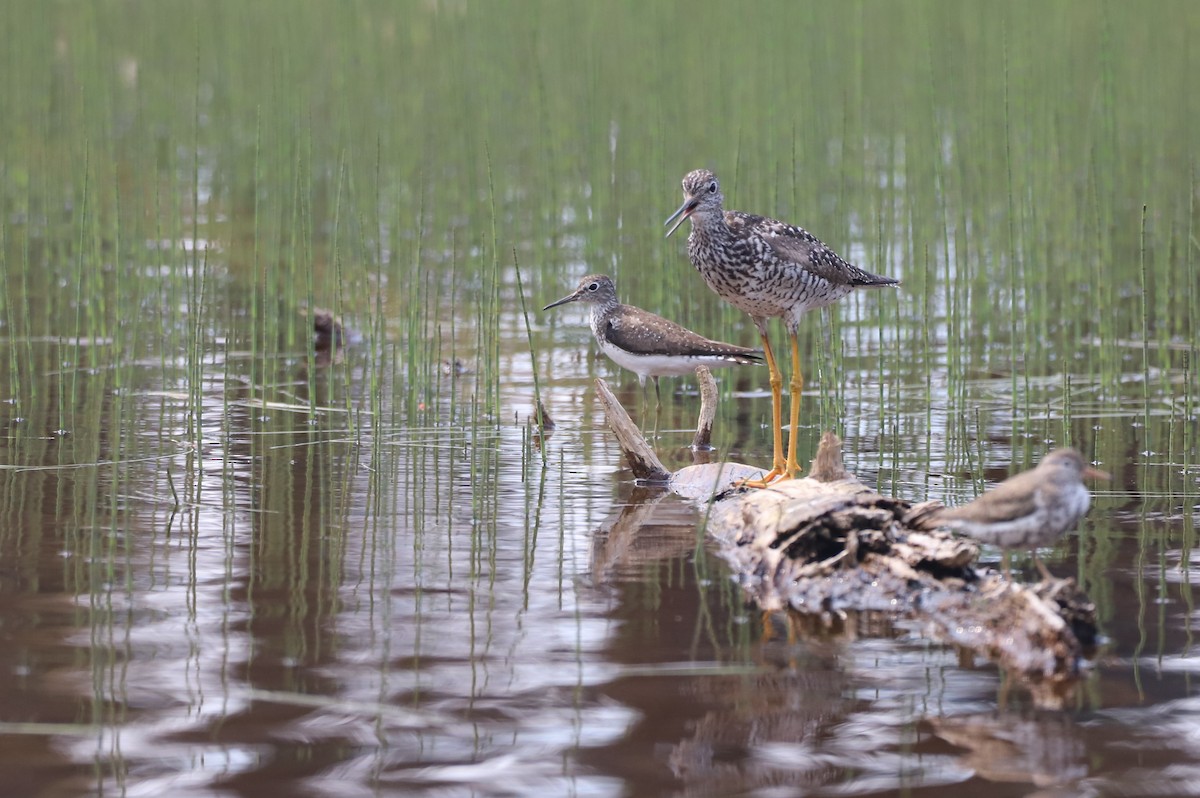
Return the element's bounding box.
[666,169,899,485]
[915,448,1110,580]
[543,274,762,404]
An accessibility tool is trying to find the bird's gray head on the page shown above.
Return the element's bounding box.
[1039,448,1111,482]
[664,169,723,238]
[543,274,618,311]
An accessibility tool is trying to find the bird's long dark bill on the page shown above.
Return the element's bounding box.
[542,291,581,311]
[1084,466,1112,481]
[663,198,697,238]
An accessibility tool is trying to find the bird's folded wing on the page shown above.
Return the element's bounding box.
[603,315,696,356]
[940,481,1040,523]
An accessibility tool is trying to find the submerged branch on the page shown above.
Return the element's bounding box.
[594,378,670,483]
[691,366,717,451]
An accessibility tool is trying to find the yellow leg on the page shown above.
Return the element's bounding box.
[739,330,787,488]
[783,332,806,479]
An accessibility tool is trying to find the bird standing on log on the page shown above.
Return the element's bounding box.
[666,169,899,485]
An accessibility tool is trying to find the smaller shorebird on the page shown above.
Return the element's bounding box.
[915,448,1110,580]
[542,274,762,403]
[666,169,899,486]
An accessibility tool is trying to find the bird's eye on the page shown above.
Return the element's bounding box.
[587,282,599,291]
[708,182,717,194]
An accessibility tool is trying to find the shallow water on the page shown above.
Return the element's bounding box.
[1,2,1199,796]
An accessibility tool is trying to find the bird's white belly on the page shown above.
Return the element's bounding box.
[948,513,1049,549]
[597,339,716,380]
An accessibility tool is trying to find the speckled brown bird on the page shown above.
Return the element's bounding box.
[665,169,899,485]
[543,274,762,403]
[919,448,1110,580]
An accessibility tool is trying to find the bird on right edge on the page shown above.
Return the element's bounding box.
[665,169,899,486]
[913,448,1111,581]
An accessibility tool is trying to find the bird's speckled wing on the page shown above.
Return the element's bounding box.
[726,210,897,287]
[603,306,760,360]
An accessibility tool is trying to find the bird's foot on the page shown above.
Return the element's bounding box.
[783,456,804,480]
[736,465,791,489]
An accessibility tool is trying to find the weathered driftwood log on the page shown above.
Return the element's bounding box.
[594,378,1098,690]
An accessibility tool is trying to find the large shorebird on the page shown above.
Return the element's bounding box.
[666,169,898,485]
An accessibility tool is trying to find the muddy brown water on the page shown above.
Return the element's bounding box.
[0,333,1195,796]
